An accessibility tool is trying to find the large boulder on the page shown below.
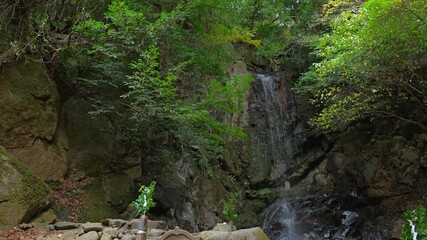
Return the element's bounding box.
[62,98,114,175]
[198,227,269,240]
[0,146,51,231]
[0,60,68,181]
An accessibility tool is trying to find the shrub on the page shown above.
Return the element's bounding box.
[401,206,427,240]
[132,181,157,215]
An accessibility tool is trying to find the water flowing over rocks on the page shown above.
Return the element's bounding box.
[240,72,427,238]
[260,196,383,239]
[246,73,299,184]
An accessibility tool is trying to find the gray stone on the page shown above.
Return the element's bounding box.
[121,235,136,240]
[102,227,118,238]
[128,219,168,230]
[31,209,57,224]
[213,223,236,232]
[401,146,419,162]
[108,219,128,228]
[390,220,403,240]
[55,222,79,230]
[197,231,230,240]
[418,134,427,142]
[0,61,59,148]
[83,222,104,232]
[127,219,139,230]
[391,136,407,153]
[61,229,83,240]
[77,231,99,240]
[229,227,269,240]
[19,223,34,230]
[148,220,168,230]
[149,229,166,237]
[100,232,113,240]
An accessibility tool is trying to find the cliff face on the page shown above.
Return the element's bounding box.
[0,61,67,181]
[1,51,426,238]
[237,69,427,238]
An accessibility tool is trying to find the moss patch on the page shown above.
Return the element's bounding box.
[81,178,119,222]
[0,146,51,206]
[0,147,51,204]
[0,146,51,227]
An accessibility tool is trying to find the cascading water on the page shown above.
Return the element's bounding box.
[250,74,297,181]
[258,74,289,167]
[252,73,308,239]
[251,73,384,239]
[262,199,309,240]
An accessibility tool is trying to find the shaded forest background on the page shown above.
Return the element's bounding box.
[0,0,426,238]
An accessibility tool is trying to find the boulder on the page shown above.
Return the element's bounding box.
[229,228,269,240]
[0,61,59,148]
[9,139,67,181]
[102,227,119,238]
[198,228,268,240]
[83,222,104,232]
[31,209,57,224]
[54,222,80,230]
[198,231,230,240]
[0,146,51,231]
[62,98,114,175]
[0,60,68,181]
[77,231,99,240]
[213,223,236,232]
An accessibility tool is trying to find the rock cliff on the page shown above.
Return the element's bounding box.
[0,146,51,231]
[0,61,67,181]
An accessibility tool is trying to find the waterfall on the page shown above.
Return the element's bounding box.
[249,74,296,181]
[258,74,288,167]
[252,73,384,239]
[253,74,307,239]
[261,199,308,240]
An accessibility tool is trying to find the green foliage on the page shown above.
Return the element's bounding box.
[206,74,253,114]
[122,45,180,131]
[133,181,157,215]
[401,206,427,240]
[299,0,427,131]
[244,0,325,62]
[222,199,239,223]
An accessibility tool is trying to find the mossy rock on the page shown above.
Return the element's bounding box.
[0,146,51,230]
[62,98,114,175]
[80,178,120,222]
[236,200,266,228]
[0,60,60,148]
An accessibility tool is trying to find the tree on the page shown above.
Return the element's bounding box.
[299,0,427,131]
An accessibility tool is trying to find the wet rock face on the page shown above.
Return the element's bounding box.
[246,73,299,184]
[257,120,427,239]
[0,61,68,181]
[243,72,427,239]
[260,196,383,240]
